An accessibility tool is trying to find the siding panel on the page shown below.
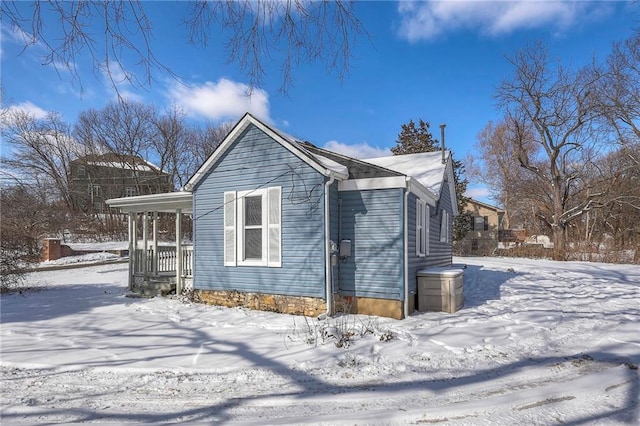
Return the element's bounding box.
[408,183,455,304]
[193,124,326,298]
[338,189,404,300]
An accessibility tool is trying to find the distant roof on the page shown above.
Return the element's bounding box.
[363,151,449,195]
[72,153,163,174]
[467,198,504,212]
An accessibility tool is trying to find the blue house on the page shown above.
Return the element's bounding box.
[107,113,458,319]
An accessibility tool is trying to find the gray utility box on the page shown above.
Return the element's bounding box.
[417,267,464,313]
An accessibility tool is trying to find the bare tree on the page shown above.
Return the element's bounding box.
[151,106,197,190]
[595,31,640,148]
[183,121,234,182]
[2,1,367,95]
[496,41,609,259]
[1,109,79,211]
[468,119,540,229]
[0,180,67,291]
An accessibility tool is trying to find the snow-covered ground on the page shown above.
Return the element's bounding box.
[1,257,638,424]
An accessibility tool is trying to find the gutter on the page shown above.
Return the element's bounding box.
[324,176,335,316]
[403,188,409,319]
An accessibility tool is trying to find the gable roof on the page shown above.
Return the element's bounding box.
[183,113,457,215]
[184,113,348,191]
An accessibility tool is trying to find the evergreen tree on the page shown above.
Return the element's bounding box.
[392,119,472,242]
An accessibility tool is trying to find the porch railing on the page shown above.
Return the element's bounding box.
[133,245,193,277]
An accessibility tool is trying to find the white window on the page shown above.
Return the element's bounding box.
[440,209,450,243]
[416,199,429,257]
[223,187,281,267]
[125,187,137,197]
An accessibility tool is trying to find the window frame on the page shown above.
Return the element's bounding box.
[416,198,429,257]
[440,209,450,243]
[238,190,266,265]
[224,187,281,268]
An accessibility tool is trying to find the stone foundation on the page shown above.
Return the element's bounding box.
[197,289,327,317]
[334,295,405,320]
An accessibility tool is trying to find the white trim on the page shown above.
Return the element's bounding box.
[425,204,430,255]
[443,157,459,216]
[324,177,335,316]
[237,189,268,267]
[338,176,438,207]
[403,189,409,319]
[228,186,282,268]
[416,199,426,257]
[338,176,407,192]
[176,209,183,294]
[249,118,343,179]
[406,177,438,207]
[106,191,192,213]
[267,186,282,267]
[223,191,237,266]
[440,209,450,243]
[185,114,347,190]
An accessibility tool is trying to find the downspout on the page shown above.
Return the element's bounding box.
[403,181,410,319]
[324,176,335,317]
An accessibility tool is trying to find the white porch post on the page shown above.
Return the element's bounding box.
[142,211,149,281]
[175,209,183,295]
[152,212,158,275]
[128,212,135,291]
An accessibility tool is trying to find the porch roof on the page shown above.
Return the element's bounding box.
[106,191,193,213]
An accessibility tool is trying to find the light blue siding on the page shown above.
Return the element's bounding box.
[407,182,455,301]
[329,181,340,294]
[193,124,327,298]
[338,188,404,300]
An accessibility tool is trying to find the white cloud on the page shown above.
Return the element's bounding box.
[397,0,610,41]
[3,101,49,119]
[464,185,492,200]
[5,24,37,46]
[323,140,391,159]
[168,78,271,123]
[101,62,143,102]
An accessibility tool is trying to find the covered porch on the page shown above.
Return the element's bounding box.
[106,191,193,296]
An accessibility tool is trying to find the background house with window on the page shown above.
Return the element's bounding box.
[69,153,172,213]
[107,113,459,319]
[455,199,505,255]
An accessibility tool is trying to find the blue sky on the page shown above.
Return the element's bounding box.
[2,1,638,202]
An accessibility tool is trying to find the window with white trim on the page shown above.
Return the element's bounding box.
[440,209,450,243]
[223,187,281,267]
[416,199,429,257]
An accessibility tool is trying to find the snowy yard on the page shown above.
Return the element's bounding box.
[1,256,638,424]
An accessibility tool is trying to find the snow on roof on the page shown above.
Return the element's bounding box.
[85,161,157,172]
[363,151,449,194]
[307,152,349,178]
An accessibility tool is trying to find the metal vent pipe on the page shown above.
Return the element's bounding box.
[440,124,446,164]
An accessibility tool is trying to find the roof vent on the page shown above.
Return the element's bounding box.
[439,124,446,164]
